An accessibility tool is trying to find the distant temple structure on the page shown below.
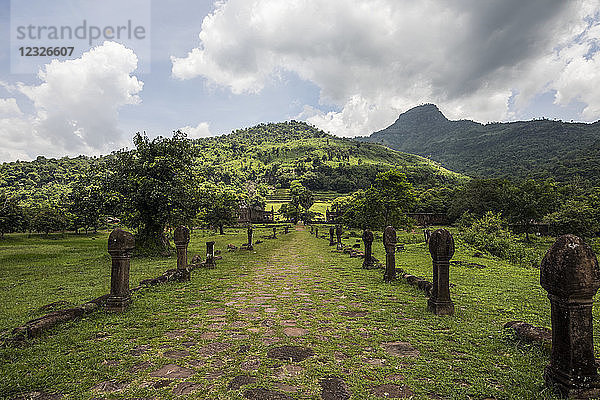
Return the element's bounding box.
[326,209,340,223]
[407,213,448,226]
[238,206,275,224]
[326,209,448,226]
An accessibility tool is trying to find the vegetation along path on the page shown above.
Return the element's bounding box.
[2,226,567,399]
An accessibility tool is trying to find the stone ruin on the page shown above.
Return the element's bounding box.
[106,228,135,312]
[540,234,600,398]
[335,224,343,250]
[362,229,377,269]
[427,228,455,316]
[173,225,191,281]
[383,226,397,282]
[205,241,216,268]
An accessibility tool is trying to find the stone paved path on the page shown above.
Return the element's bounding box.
[93,226,422,399]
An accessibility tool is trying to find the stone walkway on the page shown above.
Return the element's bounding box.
[92,226,421,399]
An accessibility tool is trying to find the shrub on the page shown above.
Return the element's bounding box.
[460,212,538,267]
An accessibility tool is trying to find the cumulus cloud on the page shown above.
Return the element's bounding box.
[180,121,213,138]
[172,0,600,135]
[0,41,143,161]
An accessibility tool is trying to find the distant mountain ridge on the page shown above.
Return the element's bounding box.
[358,104,600,184]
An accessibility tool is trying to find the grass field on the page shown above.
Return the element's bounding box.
[0,226,596,399]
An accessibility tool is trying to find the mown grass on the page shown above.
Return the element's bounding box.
[0,226,597,399]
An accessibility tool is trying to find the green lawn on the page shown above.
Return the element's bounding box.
[0,227,595,399]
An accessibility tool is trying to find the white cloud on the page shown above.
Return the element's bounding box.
[0,41,143,161]
[172,0,600,135]
[0,98,22,118]
[180,121,214,138]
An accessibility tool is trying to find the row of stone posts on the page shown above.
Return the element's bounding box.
[357,225,600,396]
[106,226,215,312]
[360,225,454,316]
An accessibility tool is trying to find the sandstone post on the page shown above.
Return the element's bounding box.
[174,225,191,281]
[540,234,600,398]
[362,229,375,269]
[383,226,396,282]
[427,228,455,316]
[106,228,135,312]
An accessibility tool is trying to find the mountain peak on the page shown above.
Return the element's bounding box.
[394,103,449,126]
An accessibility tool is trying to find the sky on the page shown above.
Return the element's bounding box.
[0,0,599,162]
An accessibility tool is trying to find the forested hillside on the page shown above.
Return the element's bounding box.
[359,104,600,184]
[193,120,465,192]
[0,121,465,202]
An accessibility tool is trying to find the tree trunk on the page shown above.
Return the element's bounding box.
[219,225,224,235]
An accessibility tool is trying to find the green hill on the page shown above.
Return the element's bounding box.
[359,104,600,184]
[193,120,466,192]
[0,121,467,203]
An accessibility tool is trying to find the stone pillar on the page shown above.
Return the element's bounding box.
[272,227,277,239]
[205,241,216,268]
[247,226,254,250]
[424,229,431,244]
[427,229,455,316]
[336,224,343,250]
[106,228,135,312]
[383,226,396,282]
[362,229,374,269]
[174,226,191,281]
[540,235,600,398]
[329,227,335,246]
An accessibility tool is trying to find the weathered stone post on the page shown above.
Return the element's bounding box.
[106,228,135,312]
[424,229,431,244]
[272,226,277,239]
[205,241,216,268]
[540,235,600,398]
[362,229,375,269]
[383,226,396,282]
[427,229,455,316]
[174,226,191,281]
[247,226,254,250]
[329,227,335,246]
[336,224,343,250]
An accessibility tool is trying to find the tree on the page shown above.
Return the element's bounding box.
[29,202,67,235]
[369,169,414,227]
[68,171,106,234]
[0,190,24,237]
[544,200,599,238]
[448,179,510,220]
[108,131,200,253]
[504,179,558,240]
[282,180,314,223]
[332,169,415,230]
[198,183,240,234]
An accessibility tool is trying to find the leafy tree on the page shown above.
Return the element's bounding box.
[0,190,24,237]
[369,169,414,227]
[107,131,200,253]
[448,179,510,220]
[332,170,414,229]
[544,200,599,238]
[198,183,240,234]
[281,180,314,223]
[29,202,67,235]
[68,171,106,234]
[504,179,559,240]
